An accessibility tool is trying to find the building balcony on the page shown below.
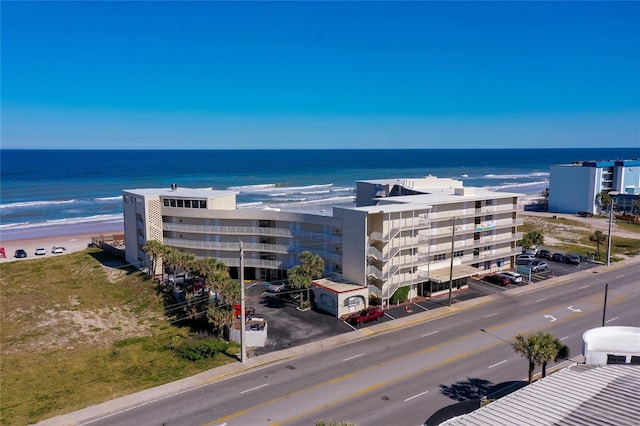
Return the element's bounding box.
[164,238,290,254]
[163,222,342,243]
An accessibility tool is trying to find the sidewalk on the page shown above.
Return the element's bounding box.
[37,256,640,426]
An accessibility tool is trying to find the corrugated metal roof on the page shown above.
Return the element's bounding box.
[441,365,640,426]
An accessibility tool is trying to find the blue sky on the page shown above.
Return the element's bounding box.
[2,1,639,149]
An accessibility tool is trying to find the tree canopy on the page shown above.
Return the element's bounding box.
[287,251,325,308]
[513,331,569,383]
[589,230,607,259]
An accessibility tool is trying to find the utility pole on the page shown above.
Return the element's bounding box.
[448,217,456,307]
[602,283,609,327]
[606,205,613,267]
[240,241,246,363]
[604,192,620,267]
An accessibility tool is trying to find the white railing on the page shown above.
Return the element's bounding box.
[163,222,342,243]
[164,238,289,254]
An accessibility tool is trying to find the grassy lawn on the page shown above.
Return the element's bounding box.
[521,216,640,260]
[0,249,237,426]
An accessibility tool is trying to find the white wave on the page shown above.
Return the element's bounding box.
[488,181,549,194]
[227,183,277,192]
[281,195,355,206]
[237,202,264,209]
[330,186,355,193]
[268,193,289,197]
[0,214,123,230]
[483,172,549,179]
[301,190,331,195]
[0,199,77,210]
[229,183,334,194]
[94,196,121,201]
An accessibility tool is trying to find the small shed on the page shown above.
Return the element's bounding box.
[312,276,369,318]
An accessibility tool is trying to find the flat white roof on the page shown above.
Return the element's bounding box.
[583,326,640,353]
[353,187,522,214]
[124,187,237,198]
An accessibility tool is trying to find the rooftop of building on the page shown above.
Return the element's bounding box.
[124,185,238,198]
[352,186,522,214]
[441,364,640,426]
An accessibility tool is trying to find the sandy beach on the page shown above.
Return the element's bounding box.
[0,225,123,263]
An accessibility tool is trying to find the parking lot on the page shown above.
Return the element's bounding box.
[242,258,601,356]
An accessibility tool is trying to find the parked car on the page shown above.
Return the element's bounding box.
[516,254,536,265]
[347,307,385,326]
[577,211,594,218]
[537,249,551,259]
[529,259,548,272]
[14,249,27,258]
[551,253,565,262]
[266,282,293,293]
[34,247,47,256]
[565,253,581,265]
[501,271,523,284]
[51,246,66,254]
[485,274,511,286]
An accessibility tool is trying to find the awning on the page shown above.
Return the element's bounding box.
[418,264,481,283]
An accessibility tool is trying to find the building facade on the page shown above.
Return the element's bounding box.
[123,177,523,306]
[548,159,640,214]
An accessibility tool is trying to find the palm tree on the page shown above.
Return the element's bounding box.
[143,240,163,277]
[513,332,546,383]
[287,251,325,308]
[540,333,570,378]
[596,190,612,215]
[589,230,607,259]
[513,331,569,383]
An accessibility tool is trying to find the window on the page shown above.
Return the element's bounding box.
[170,199,176,207]
[199,200,207,208]
[454,250,464,258]
[177,199,184,208]
[434,253,446,261]
[163,199,169,207]
[607,354,627,364]
[631,356,640,365]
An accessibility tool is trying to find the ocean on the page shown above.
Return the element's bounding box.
[1,148,638,242]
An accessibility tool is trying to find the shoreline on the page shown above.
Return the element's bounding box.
[0,221,124,262]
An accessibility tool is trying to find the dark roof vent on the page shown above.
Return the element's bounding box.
[171,183,178,191]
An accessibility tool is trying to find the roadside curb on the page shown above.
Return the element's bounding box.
[37,256,640,426]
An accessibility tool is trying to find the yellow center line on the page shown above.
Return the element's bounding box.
[204,291,629,426]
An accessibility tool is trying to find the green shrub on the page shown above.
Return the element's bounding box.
[176,339,229,361]
[390,286,410,304]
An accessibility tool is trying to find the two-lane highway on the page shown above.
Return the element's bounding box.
[85,264,640,426]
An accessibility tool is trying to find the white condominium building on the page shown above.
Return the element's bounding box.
[123,177,523,305]
[549,159,640,214]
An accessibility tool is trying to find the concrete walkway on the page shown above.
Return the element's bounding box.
[36,256,640,426]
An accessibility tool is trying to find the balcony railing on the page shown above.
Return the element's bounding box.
[163,222,342,243]
[164,238,290,254]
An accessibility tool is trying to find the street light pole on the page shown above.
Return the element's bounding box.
[448,217,456,308]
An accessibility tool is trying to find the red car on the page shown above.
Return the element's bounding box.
[485,274,511,286]
[347,307,385,326]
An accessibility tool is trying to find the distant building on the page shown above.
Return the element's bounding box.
[123,177,523,307]
[548,159,640,214]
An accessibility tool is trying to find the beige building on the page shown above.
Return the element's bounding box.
[123,177,523,309]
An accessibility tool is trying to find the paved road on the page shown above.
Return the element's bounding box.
[48,261,639,426]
